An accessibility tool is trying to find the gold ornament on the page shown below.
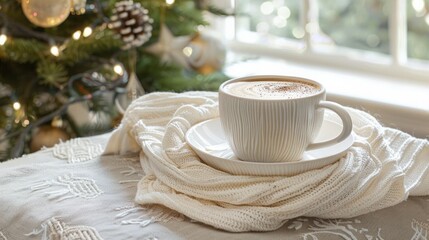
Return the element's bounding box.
[184,33,226,75]
[71,0,87,15]
[22,0,71,28]
[30,125,70,152]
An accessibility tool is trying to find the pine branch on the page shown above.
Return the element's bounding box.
[151,68,227,92]
[0,13,66,43]
[0,38,45,63]
[2,84,119,158]
[0,0,230,161]
[60,29,121,66]
[167,2,209,35]
[36,61,68,86]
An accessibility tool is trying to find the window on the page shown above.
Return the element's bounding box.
[408,0,429,61]
[231,0,429,80]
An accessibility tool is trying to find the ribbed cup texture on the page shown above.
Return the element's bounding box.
[219,91,324,162]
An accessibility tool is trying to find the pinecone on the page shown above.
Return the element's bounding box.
[109,0,153,50]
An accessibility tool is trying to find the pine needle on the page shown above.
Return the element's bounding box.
[36,61,68,86]
[0,39,45,63]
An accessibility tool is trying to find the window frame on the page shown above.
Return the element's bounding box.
[224,0,429,83]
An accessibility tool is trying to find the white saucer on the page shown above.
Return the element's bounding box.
[186,118,354,176]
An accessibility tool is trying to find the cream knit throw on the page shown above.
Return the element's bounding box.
[104,91,429,232]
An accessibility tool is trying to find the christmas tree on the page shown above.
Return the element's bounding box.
[0,0,230,161]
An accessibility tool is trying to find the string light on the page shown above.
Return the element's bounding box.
[50,45,60,57]
[83,26,93,37]
[71,0,86,15]
[166,0,175,5]
[182,46,193,57]
[0,28,7,46]
[48,38,61,57]
[13,102,21,111]
[113,64,124,75]
[72,30,82,40]
[0,33,6,46]
[22,119,30,127]
[13,102,28,127]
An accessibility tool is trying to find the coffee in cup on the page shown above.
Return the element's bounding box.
[218,75,352,163]
[223,80,321,99]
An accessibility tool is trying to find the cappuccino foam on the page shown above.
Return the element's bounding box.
[223,80,321,99]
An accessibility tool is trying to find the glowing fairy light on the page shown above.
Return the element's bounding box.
[166,0,175,5]
[182,46,193,57]
[0,28,7,45]
[83,26,93,37]
[13,102,21,110]
[22,119,30,127]
[50,45,60,56]
[0,33,7,45]
[113,64,124,75]
[72,30,82,40]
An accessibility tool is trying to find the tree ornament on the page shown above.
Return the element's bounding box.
[114,48,145,114]
[70,63,127,96]
[108,0,152,112]
[115,71,144,114]
[184,33,226,75]
[70,0,87,15]
[32,93,58,115]
[109,0,153,50]
[145,24,192,69]
[0,83,12,98]
[0,84,12,158]
[30,124,70,152]
[0,129,9,160]
[21,0,71,28]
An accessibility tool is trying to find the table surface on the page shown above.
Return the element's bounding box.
[0,133,428,240]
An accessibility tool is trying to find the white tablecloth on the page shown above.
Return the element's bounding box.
[0,133,428,240]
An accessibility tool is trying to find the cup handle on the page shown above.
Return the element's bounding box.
[306,101,353,151]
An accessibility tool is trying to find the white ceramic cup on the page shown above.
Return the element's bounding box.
[218,75,353,163]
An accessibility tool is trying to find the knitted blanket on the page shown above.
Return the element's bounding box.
[104,91,429,232]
